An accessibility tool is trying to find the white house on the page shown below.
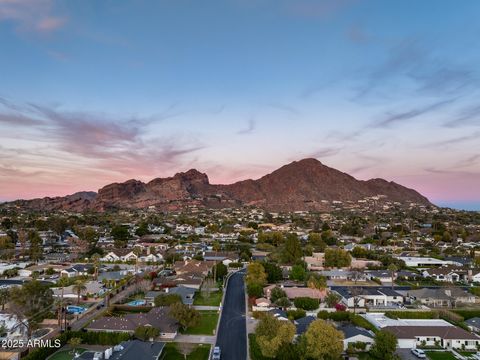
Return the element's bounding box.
[396,256,461,267]
[60,264,93,278]
[339,325,375,351]
[384,325,480,350]
[100,250,138,263]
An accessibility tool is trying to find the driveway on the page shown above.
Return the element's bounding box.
[215,271,247,360]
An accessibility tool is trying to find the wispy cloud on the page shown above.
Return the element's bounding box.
[0,0,67,33]
[423,131,480,148]
[237,117,256,135]
[372,98,456,128]
[444,104,480,128]
[0,98,206,197]
[354,38,478,100]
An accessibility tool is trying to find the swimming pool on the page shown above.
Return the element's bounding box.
[126,300,146,306]
[66,305,87,314]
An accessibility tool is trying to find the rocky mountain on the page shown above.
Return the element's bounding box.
[5,158,432,212]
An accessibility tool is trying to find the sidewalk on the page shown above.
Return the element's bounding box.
[173,335,216,344]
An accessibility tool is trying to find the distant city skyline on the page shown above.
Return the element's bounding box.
[0,1,479,210]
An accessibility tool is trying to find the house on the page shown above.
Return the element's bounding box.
[264,286,327,301]
[98,269,134,285]
[367,270,395,284]
[144,287,196,306]
[384,325,480,350]
[422,266,468,283]
[173,260,215,277]
[165,286,196,306]
[304,253,324,270]
[362,312,453,329]
[255,298,271,307]
[86,307,179,339]
[338,324,375,351]
[139,253,163,263]
[52,280,105,298]
[251,251,269,261]
[101,249,138,263]
[60,264,94,278]
[396,256,461,267]
[267,309,289,321]
[402,288,476,307]
[320,269,368,282]
[422,267,480,283]
[465,317,480,333]
[203,251,238,266]
[105,340,165,360]
[334,287,403,308]
[153,273,204,290]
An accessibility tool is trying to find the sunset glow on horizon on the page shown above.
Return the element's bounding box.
[1,1,479,210]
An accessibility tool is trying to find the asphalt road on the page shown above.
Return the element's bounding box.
[216,271,247,360]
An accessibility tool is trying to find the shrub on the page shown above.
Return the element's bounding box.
[328,311,350,321]
[228,262,243,268]
[453,309,480,320]
[385,311,437,319]
[287,309,306,320]
[438,309,464,324]
[247,283,264,298]
[317,310,329,319]
[293,297,319,310]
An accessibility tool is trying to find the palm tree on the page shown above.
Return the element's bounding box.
[307,274,326,302]
[57,277,70,327]
[0,288,9,311]
[72,280,87,305]
[91,253,101,281]
[388,263,398,290]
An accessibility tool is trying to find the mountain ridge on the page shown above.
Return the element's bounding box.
[5,158,432,211]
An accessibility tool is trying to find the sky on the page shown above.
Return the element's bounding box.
[0,0,479,210]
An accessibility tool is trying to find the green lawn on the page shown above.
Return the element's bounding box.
[48,348,87,360]
[161,343,210,360]
[193,291,222,306]
[426,352,457,360]
[181,311,219,335]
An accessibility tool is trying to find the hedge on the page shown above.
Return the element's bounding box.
[384,311,437,319]
[293,297,319,311]
[453,309,480,320]
[316,311,376,332]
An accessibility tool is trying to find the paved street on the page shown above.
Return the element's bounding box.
[215,270,247,360]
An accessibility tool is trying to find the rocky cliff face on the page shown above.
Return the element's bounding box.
[6,158,432,212]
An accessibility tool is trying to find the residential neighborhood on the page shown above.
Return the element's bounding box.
[0,202,477,360]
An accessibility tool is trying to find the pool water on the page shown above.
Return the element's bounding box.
[127,300,146,306]
[66,305,87,314]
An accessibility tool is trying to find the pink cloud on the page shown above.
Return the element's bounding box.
[36,16,66,32]
[0,0,67,33]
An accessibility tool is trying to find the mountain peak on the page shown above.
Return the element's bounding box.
[4,159,433,211]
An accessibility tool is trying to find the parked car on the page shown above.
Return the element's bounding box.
[411,348,426,358]
[212,346,221,360]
